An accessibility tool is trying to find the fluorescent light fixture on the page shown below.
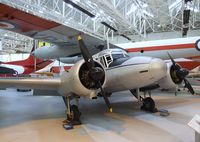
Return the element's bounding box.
[142,3,148,8]
[67,4,74,9]
[64,21,69,24]
[186,5,199,12]
[99,10,104,14]
[72,0,80,3]
[143,10,154,17]
[169,0,182,9]
[39,10,43,13]
[127,4,137,15]
[55,11,61,15]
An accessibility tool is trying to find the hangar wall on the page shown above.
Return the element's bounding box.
[112,30,200,44]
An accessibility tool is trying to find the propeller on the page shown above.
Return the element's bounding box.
[77,35,112,112]
[167,53,195,95]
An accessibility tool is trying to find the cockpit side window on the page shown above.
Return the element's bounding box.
[112,54,124,60]
[105,54,112,64]
[95,49,128,68]
[100,56,106,67]
[99,54,113,68]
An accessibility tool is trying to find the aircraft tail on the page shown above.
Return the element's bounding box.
[3,44,52,70]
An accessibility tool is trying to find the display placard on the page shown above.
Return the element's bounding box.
[188,114,200,134]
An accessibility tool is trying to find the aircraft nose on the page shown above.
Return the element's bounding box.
[31,51,35,56]
[31,48,41,58]
[149,58,167,80]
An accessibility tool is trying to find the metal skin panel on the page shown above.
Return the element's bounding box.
[0,77,61,90]
[59,56,81,64]
[157,63,178,89]
[103,57,167,92]
[32,44,79,59]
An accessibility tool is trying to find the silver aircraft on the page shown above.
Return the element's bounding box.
[0,3,195,125]
[0,35,195,125]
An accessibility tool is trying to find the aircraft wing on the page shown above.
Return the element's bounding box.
[0,3,118,56]
[0,77,61,90]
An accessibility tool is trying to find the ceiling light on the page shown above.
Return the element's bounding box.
[143,10,154,17]
[169,0,182,9]
[39,10,43,13]
[127,4,137,15]
[67,4,74,9]
[142,3,148,8]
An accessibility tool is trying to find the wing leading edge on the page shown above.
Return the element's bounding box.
[0,77,61,90]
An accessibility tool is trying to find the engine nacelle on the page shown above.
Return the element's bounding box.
[158,63,183,89]
[58,60,105,99]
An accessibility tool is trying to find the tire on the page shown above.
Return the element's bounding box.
[142,97,156,112]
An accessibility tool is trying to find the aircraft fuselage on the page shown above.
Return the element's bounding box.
[103,57,167,93]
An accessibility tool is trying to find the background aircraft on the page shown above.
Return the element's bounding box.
[0,45,53,76]
[33,36,200,62]
[0,3,200,62]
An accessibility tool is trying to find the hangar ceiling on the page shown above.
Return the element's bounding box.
[0,0,200,53]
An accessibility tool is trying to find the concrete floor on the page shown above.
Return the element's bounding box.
[0,89,200,142]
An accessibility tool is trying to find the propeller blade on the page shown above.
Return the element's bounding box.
[183,78,195,95]
[77,35,109,110]
[167,52,195,95]
[98,82,112,112]
[77,35,94,69]
[167,52,176,66]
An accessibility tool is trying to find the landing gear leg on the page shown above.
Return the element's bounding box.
[62,96,82,126]
[130,89,157,113]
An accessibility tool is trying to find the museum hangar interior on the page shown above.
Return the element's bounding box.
[0,0,200,142]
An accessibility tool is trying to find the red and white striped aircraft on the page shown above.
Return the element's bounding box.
[0,53,53,77]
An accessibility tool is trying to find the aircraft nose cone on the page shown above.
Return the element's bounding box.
[149,58,167,80]
[31,51,35,56]
[31,48,42,58]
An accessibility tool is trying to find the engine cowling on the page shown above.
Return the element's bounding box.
[58,60,105,99]
[158,63,183,89]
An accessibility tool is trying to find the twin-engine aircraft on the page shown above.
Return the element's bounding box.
[0,35,195,125]
[0,3,198,125]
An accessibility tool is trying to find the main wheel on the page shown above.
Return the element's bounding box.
[141,97,157,113]
[69,105,81,125]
